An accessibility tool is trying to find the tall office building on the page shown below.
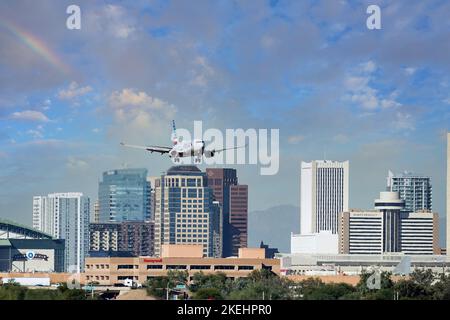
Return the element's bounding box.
[374,191,404,252]
[206,168,248,257]
[33,193,90,272]
[229,185,248,253]
[387,170,432,213]
[98,168,151,222]
[447,133,450,255]
[32,196,49,232]
[339,191,439,255]
[153,166,221,257]
[300,160,349,234]
[147,176,159,221]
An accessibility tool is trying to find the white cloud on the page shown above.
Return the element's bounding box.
[189,56,216,88]
[394,111,415,131]
[108,88,176,130]
[443,98,450,105]
[404,67,416,75]
[10,110,49,122]
[345,61,401,111]
[66,156,89,169]
[381,99,402,109]
[360,60,376,73]
[92,128,101,133]
[58,82,92,100]
[26,129,44,139]
[41,99,52,110]
[287,135,305,144]
[86,5,136,39]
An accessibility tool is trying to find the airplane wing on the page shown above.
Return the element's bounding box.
[213,144,248,153]
[120,142,171,154]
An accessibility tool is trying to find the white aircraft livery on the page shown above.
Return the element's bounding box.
[120,120,246,163]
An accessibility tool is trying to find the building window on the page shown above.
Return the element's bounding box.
[166,265,187,270]
[117,264,135,269]
[190,265,211,270]
[214,265,235,270]
[147,265,163,269]
[238,266,254,270]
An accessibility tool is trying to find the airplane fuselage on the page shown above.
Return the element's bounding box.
[169,139,205,162]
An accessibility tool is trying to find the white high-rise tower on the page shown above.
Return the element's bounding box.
[292,160,349,254]
[300,160,349,234]
[32,192,90,272]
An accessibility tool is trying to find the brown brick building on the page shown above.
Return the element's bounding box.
[206,169,248,257]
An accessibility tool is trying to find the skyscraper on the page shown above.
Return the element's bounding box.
[98,168,151,222]
[153,166,221,257]
[32,196,49,232]
[300,160,349,234]
[32,192,90,272]
[387,170,432,213]
[374,191,404,252]
[447,133,450,254]
[229,185,248,254]
[206,168,248,257]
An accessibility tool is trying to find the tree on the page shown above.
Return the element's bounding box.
[302,282,356,300]
[356,270,393,298]
[146,276,170,299]
[189,272,229,297]
[393,269,435,300]
[167,270,189,287]
[193,288,224,300]
[432,274,450,300]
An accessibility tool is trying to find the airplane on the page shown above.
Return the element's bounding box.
[120,120,247,163]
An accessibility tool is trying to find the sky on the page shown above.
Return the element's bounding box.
[0,0,449,242]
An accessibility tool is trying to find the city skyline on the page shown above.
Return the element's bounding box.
[0,1,449,247]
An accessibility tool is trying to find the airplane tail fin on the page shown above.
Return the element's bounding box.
[171,120,178,145]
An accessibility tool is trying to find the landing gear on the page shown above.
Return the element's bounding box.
[174,157,180,163]
[194,156,202,163]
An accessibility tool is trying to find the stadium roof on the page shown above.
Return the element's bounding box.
[0,218,52,239]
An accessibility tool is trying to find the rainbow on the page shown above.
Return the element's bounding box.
[0,18,72,74]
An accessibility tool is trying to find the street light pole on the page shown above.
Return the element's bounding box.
[166,282,170,300]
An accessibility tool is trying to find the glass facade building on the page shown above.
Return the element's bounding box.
[154,166,221,258]
[387,170,432,214]
[99,168,151,222]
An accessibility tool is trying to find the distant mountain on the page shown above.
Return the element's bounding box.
[248,204,299,253]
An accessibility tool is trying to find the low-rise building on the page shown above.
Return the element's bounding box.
[84,245,279,286]
[89,221,155,257]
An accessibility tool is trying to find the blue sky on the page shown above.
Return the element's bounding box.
[0,0,449,243]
